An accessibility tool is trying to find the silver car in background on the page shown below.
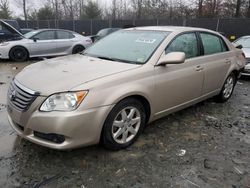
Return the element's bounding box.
[234,36,250,76]
[0,28,92,61]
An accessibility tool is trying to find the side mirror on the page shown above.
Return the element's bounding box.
[233,43,243,49]
[33,37,38,42]
[157,52,186,66]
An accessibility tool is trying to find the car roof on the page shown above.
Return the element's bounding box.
[126,26,220,34]
[34,29,77,33]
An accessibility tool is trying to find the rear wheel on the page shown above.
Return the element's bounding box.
[72,45,85,54]
[101,98,146,150]
[9,46,29,62]
[216,73,236,102]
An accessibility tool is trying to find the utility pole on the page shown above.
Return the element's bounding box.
[235,0,241,18]
[23,0,27,26]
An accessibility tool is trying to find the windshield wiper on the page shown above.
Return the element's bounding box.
[97,56,115,61]
[82,53,141,64]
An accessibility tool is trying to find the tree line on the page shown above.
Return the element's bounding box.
[0,0,250,21]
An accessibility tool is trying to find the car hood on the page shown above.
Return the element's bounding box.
[242,48,250,58]
[15,55,141,95]
[0,20,23,37]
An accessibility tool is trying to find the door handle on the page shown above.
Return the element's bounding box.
[196,65,204,71]
[225,59,231,64]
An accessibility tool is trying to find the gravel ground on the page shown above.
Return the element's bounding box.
[0,60,250,188]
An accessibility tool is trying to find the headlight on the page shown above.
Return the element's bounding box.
[40,91,88,112]
[0,42,9,46]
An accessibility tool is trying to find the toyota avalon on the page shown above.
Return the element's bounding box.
[7,26,245,150]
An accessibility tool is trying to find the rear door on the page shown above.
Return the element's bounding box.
[198,32,232,94]
[28,30,57,56]
[55,30,75,54]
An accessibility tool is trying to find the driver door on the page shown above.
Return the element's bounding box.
[28,30,58,57]
[154,32,204,115]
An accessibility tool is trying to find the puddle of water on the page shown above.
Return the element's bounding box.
[0,111,18,157]
[0,134,17,157]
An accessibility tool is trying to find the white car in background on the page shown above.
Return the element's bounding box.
[234,36,250,76]
[0,25,92,61]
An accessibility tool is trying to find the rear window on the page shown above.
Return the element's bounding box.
[57,31,75,39]
[200,33,228,55]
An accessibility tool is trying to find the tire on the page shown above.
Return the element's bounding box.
[216,73,236,103]
[101,98,146,150]
[72,45,85,54]
[9,46,29,62]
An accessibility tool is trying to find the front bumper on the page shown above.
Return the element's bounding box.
[7,96,114,150]
[0,45,10,59]
[241,64,250,76]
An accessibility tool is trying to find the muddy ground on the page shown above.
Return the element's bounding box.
[0,60,250,188]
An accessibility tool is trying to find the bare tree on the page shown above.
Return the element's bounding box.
[0,0,12,19]
[23,0,27,22]
[247,0,250,17]
[131,0,143,19]
[235,0,242,17]
[198,0,204,17]
[15,0,27,22]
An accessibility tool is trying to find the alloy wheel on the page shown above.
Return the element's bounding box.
[223,75,234,99]
[112,107,141,144]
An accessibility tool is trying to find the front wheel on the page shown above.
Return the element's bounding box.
[9,46,29,62]
[101,98,146,150]
[216,73,236,102]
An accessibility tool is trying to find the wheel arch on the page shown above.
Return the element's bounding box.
[231,69,240,81]
[72,44,85,53]
[9,45,30,58]
[115,94,151,124]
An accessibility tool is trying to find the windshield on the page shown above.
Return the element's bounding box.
[235,37,250,48]
[84,30,170,64]
[97,29,110,37]
[24,30,39,39]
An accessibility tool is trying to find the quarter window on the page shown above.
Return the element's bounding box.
[166,33,199,59]
[57,31,74,39]
[200,33,227,55]
[34,31,55,40]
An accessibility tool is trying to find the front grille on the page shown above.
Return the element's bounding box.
[8,80,39,112]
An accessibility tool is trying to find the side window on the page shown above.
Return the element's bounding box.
[200,33,227,55]
[34,31,55,40]
[166,33,198,59]
[220,38,228,52]
[57,31,74,39]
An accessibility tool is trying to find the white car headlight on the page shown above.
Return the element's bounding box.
[40,91,88,112]
[0,42,9,46]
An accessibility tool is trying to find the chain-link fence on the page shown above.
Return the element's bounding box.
[17,18,250,38]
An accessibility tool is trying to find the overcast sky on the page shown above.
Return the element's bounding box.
[9,0,109,18]
[9,0,44,17]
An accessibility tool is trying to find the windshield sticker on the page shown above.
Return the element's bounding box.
[135,38,156,44]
